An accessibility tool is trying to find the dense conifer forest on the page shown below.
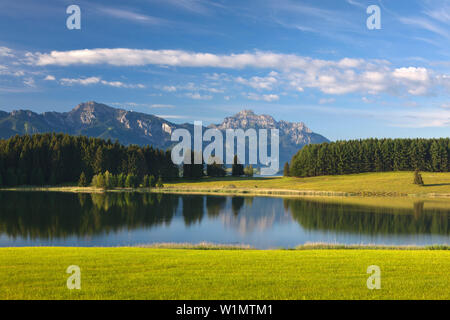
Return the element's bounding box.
[289,138,450,177]
[0,133,179,186]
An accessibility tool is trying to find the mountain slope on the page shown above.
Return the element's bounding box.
[0,102,329,166]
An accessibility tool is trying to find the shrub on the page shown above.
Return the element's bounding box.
[413,169,424,186]
[244,165,254,177]
[156,175,164,188]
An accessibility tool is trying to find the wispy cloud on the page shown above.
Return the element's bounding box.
[399,16,450,39]
[60,76,145,88]
[246,93,279,102]
[96,6,168,25]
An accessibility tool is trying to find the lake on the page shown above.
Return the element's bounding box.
[0,191,448,248]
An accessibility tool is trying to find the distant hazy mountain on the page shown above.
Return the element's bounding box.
[0,101,329,166]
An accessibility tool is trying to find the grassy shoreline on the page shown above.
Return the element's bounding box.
[2,172,450,198]
[0,247,448,299]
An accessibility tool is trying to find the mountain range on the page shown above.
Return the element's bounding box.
[0,101,329,166]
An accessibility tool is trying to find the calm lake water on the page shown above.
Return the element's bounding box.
[0,191,448,248]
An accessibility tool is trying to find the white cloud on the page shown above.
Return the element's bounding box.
[23,77,35,87]
[60,76,145,88]
[186,92,212,100]
[235,74,277,90]
[30,48,364,70]
[162,85,177,92]
[44,75,55,81]
[246,93,279,102]
[96,7,167,25]
[60,77,101,86]
[14,47,450,97]
[393,67,429,82]
[0,47,14,57]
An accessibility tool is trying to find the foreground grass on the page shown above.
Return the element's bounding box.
[0,248,449,300]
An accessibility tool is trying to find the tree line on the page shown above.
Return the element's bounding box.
[288,138,450,177]
[0,133,255,187]
[0,133,178,187]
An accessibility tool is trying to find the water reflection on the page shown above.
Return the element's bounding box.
[0,191,448,247]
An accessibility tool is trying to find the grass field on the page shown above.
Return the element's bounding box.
[163,171,450,196]
[0,247,449,300]
[4,172,450,197]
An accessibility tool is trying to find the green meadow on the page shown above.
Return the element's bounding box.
[0,247,448,300]
[5,171,450,197]
[163,171,450,196]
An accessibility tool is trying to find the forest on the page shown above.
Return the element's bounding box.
[0,133,178,187]
[289,138,450,177]
[0,133,252,187]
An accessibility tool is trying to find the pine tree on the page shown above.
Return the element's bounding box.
[283,162,290,177]
[232,155,244,176]
[78,172,88,187]
[149,175,156,187]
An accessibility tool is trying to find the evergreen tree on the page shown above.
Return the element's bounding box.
[149,175,156,187]
[232,155,244,176]
[78,172,88,187]
[207,161,226,177]
[283,162,290,177]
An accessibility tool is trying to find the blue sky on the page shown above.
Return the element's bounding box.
[0,0,449,141]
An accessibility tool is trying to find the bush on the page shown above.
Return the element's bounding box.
[244,165,254,177]
[156,175,164,188]
[413,169,424,186]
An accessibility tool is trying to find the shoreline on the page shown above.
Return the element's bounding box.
[2,185,450,199]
